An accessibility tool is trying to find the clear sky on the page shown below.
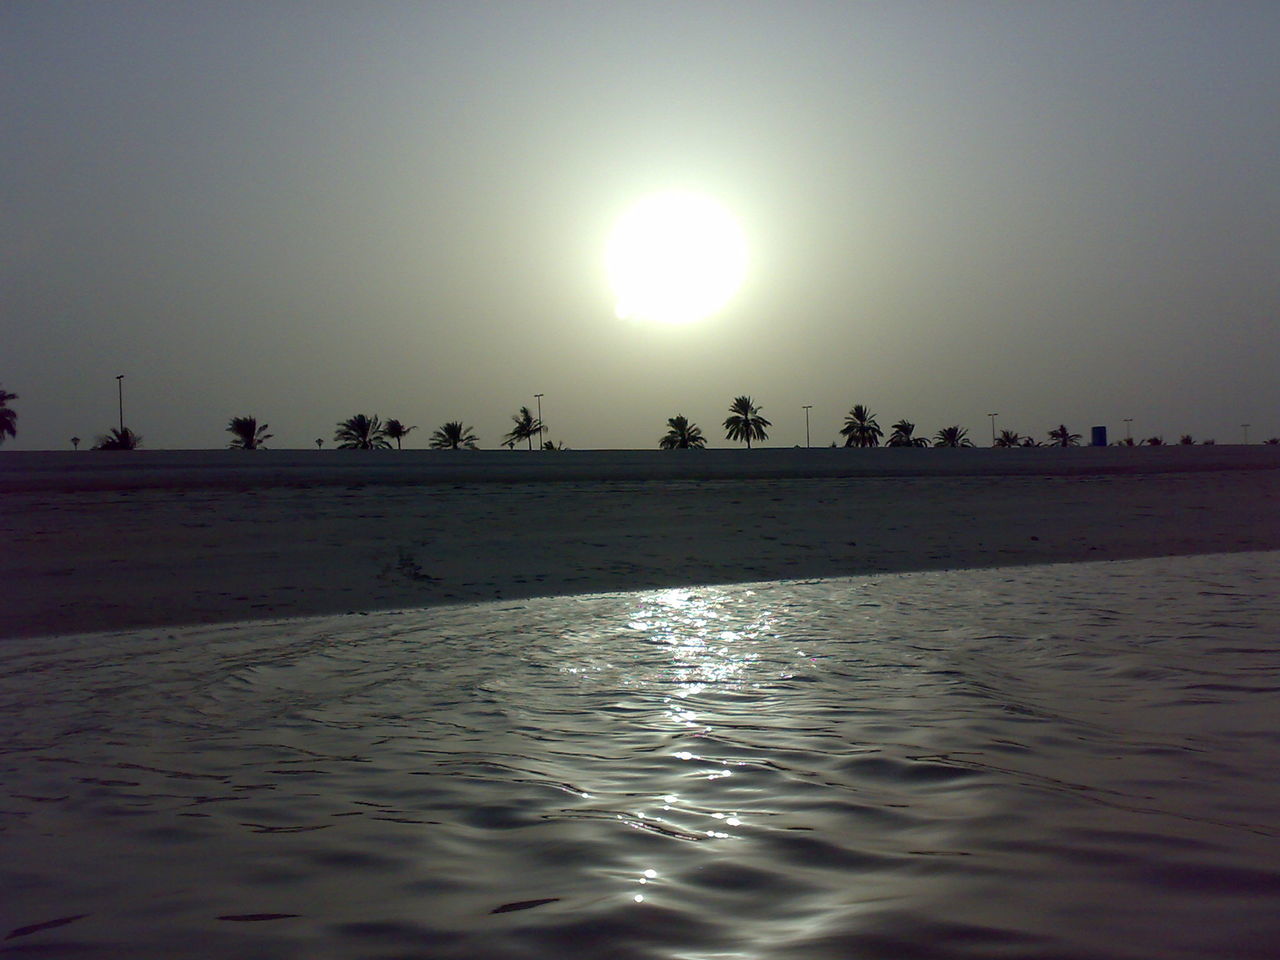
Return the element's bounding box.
[4,1,1278,449]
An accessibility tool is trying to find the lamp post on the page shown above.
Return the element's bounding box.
[534,393,544,447]
[1123,418,1133,442]
[802,405,812,448]
[115,375,125,432]
[987,413,998,446]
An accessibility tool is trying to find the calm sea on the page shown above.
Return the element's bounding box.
[2,552,1278,959]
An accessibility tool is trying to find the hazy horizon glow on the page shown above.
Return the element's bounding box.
[2,2,1278,449]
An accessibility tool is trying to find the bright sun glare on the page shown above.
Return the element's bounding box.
[607,191,747,325]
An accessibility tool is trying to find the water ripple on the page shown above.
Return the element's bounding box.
[1,552,1278,958]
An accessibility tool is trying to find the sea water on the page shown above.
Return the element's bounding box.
[2,552,1278,959]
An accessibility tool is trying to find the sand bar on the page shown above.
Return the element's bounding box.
[3,446,1278,638]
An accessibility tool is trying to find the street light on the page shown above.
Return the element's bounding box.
[802,405,812,448]
[1123,418,1133,442]
[534,393,544,447]
[987,413,998,446]
[115,375,125,432]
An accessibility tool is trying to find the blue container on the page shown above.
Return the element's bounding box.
[1091,426,1107,447]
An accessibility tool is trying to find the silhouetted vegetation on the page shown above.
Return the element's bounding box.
[71,436,80,450]
[994,429,1023,448]
[933,425,974,448]
[226,416,272,450]
[385,419,417,450]
[93,427,142,450]
[1266,438,1280,445]
[430,421,479,450]
[723,395,770,448]
[1144,436,1164,446]
[0,386,17,445]
[840,405,882,447]
[503,406,544,450]
[886,419,930,447]
[1179,434,1194,445]
[335,414,391,450]
[1047,424,1081,447]
[659,415,706,449]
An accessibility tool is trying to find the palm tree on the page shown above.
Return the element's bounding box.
[1178,434,1194,445]
[1022,436,1041,447]
[384,419,417,450]
[430,421,480,450]
[994,429,1023,448]
[723,395,770,448]
[0,386,17,445]
[1144,436,1164,446]
[659,415,706,449]
[839,404,882,448]
[334,413,391,450]
[1047,424,1081,447]
[503,406,544,450]
[886,419,930,447]
[933,425,974,448]
[71,436,81,450]
[226,416,272,450]
[315,438,324,449]
[93,427,142,450]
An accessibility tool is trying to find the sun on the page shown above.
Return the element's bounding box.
[606,190,747,324]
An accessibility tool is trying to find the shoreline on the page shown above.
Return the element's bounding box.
[3,445,1279,493]
[4,451,1279,639]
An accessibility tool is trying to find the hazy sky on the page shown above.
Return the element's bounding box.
[4,1,1278,449]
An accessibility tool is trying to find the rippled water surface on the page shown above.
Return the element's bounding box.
[3,552,1279,959]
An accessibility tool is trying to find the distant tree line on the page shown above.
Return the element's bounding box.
[2,381,1277,450]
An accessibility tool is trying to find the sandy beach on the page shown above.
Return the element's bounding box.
[3,446,1278,639]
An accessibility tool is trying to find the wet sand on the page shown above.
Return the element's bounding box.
[3,447,1278,638]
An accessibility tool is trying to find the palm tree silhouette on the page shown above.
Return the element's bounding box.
[93,427,142,450]
[1144,436,1164,446]
[1178,434,1194,445]
[429,421,480,449]
[503,406,544,450]
[994,429,1023,448]
[885,419,930,447]
[659,415,706,449]
[226,416,272,450]
[839,404,882,447]
[315,438,324,449]
[385,419,417,450]
[1047,424,1081,447]
[933,425,974,448]
[71,436,81,450]
[0,386,17,445]
[723,396,770,448]
[334,414,392,450]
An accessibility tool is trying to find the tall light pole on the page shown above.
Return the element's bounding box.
[116,375,125,432]
[802,405,812,448]
[1242,423,1250,445]
[987,412,998,446]
[1123,418,1133,442]
[534,393,544,447]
